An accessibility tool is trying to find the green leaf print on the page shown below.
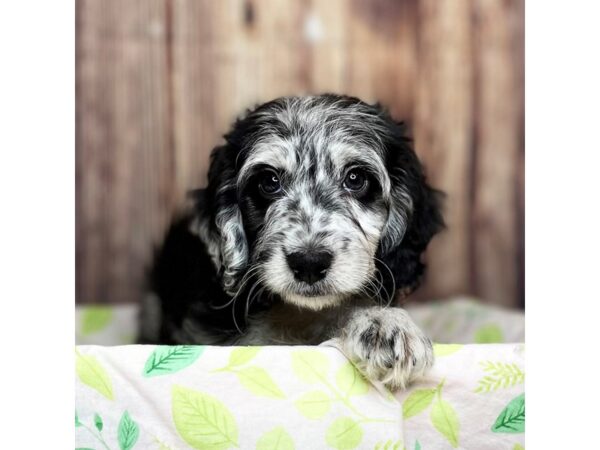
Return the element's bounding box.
[143,345,204,377]
[235,366,285,398]
[291,350,330,383]
[433,344,463,357]
[474,324,504,343]
[75,411,81,427]
[374,440,402,450]
[474,361,524,393]
[294,390,331,419]
[336,362,369,397]
[76,350,114,400]
[402,388,436,419]
[81,306,113,335]
[118,411,140,450]
[514,445,524,450]
[94,413,103,432]
[491,393,525,433]
[414,441,421,450]
[172,385,238,450]
[256,426,295,450]
[326,417,364,450]
[430,398,459,448]
[228,347,261,367]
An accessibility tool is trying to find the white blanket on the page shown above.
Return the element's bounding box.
[75,298,525,449]
[75,341,524,449]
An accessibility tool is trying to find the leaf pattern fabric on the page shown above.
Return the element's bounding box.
[76,299,524,449]
[118,411,140,450]
[76,345,401,449]
[143,345,205,377]
[475,361,525,393]
[76,342,524,449]
[398,342,525,449]
[76,349,114,400]
[491,394,525,433]
[81,306,113,335]
[171,385,239,449]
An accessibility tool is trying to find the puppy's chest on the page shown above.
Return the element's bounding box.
[237,306,344,345]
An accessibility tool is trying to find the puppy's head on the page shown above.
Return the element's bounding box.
[199,95,444,310]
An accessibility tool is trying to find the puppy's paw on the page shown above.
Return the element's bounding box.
[339,307,434,391]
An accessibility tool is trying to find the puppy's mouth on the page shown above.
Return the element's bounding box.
[283,290,345,310]
[288,282,330,297]
[281,278,348,310]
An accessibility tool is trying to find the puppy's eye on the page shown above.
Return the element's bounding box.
[258,171,282,197]
[343,169,368,193]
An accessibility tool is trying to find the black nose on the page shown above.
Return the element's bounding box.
[286,250,333,285]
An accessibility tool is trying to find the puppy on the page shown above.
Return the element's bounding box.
[139,94,444,390]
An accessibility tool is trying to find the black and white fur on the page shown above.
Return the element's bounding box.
[140,94,444,390]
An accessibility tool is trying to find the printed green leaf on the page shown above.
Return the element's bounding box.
[81,306,113,335]
[374,440,402,450]
[326,417,363,450]
[402,388,436,419]
[433,344,463,357]
[294,390,331,419]
[430,398,460,448]
[474,361,524,393]
[513,445,524,450]
[143,345,204,377]
[94,413,103,432]
[235,366,285,398]
[172,385,238,450]
[336,362,369,396]
[415,440,421,450]
[76,350,114,400]
[492,393,525,433]
[118,411,139,450]
[228,346,261,367]
[474,324,504,343]
[256,426,295,450]
[291,350,330,384]
[75,411,81,427]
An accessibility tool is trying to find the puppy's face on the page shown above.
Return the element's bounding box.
[238,132,397,310]
[203,95,443,311]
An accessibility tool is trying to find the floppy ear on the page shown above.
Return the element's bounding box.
[196,144,249,296]
[376,125,445,297]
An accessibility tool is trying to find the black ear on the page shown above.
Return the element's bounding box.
[376,122,445,298]
[195,144,249,296]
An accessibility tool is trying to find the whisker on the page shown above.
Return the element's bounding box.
[373,257,396,307]
[211,265,262,310]
[244,277,266,322]
[374,268,390,306]
[231,293,242,334]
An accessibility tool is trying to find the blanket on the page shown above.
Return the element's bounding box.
[75,342,524,449]
[75,298,525,449]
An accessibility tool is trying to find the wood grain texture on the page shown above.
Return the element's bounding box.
[412,0,474,301]
[76,0,524,307]
[76,0,172,304]
[471,0,525,306]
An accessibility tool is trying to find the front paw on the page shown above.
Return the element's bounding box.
[339,307,434,391]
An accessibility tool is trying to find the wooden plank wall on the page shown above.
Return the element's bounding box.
[76,0,524,308]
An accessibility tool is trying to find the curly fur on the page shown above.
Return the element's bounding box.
[140,94,444,389]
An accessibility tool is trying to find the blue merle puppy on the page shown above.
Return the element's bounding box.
[140,94,444,390]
